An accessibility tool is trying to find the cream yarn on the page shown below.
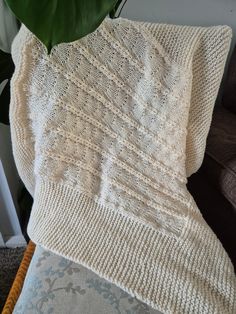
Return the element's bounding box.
[10,18,235,313]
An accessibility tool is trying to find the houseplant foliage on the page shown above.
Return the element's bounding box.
[5,0,122,53]
[0,49,14,124]
[0,0,18,124]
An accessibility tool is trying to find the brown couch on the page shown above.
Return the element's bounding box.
[187,45,236,269]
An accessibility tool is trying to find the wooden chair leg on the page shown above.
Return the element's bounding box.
[2,241,35,314]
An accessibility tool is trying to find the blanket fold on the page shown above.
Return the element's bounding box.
[10,17,235,314]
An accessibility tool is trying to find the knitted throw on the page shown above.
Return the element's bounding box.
[10,18,236,313]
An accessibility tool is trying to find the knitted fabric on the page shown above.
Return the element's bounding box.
[10,18,235,314]
[143,22,233,176]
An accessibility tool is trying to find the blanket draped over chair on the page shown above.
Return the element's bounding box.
[10,17,235,314]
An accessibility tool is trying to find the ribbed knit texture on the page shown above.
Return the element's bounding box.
[10,17,235,313]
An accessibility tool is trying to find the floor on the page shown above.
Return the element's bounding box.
[0,186,32,311]
[0,247,25,311]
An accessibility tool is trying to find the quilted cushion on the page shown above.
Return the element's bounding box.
[14,245,162,314]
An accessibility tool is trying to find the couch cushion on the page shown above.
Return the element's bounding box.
[223,45,236,113]
[204,107,236,207]
[187,169,236,268]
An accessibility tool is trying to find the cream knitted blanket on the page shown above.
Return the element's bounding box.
[10,18,236,313]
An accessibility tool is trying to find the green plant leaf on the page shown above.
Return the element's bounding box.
[5,0,119,53]
[0,49,14,125]
[109,0,123,18]
[0,80,10,124]
[0,49,14,83]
